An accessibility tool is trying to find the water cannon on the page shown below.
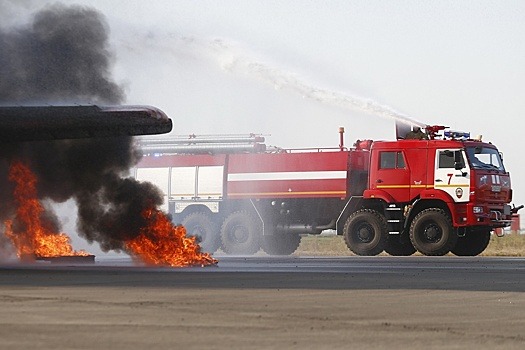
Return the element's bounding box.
[424,125,448,140]
[444,131,471,140]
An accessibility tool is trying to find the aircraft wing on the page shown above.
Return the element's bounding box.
[0,105,173,142]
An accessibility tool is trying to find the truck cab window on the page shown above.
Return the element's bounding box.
[438,150,465,169]
[380,151,405,169]
[397,152,406,168]
[466,146,505,171]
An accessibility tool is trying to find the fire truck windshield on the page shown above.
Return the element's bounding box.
[466,146,505,171]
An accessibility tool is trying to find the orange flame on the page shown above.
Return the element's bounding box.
[4,161,216,267]
[4,161,90,260]
[125,208,217,267]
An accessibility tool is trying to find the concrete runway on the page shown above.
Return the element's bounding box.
[1,256,524,349]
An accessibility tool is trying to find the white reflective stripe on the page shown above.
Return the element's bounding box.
[228,171,347,182]
[492,175,501,184]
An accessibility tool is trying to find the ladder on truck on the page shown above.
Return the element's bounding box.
[136,133,269,155]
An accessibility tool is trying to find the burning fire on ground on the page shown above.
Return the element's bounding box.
[4,161,90,260]
[4,161,217,267]
[126,208,217,267]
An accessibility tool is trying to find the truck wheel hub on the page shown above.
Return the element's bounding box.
[356,224,373,243]
[423,224,442,242]
[231,225,249,243]
[189,226,204,238]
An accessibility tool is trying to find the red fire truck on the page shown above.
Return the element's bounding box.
[134,127,520,256]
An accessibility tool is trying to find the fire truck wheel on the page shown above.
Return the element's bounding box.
[261,234,302,255]
[384,235,416,256]
[409,208,457,256]
[343,209,387,256]
[220,211,261,255]
[451,228,491,256]
[181,212,221,253]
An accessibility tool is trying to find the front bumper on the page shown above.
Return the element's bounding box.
[465,203,513,228]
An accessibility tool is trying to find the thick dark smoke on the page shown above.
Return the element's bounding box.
[0,3,123,104]
[0,4,163,252]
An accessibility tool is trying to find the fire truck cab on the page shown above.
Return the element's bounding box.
[351,137,515,257]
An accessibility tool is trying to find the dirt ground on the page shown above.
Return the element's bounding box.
[1,286,524,349]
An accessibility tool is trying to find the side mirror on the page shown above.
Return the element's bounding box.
[454,151,465,170]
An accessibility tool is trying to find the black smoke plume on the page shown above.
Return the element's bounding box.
[0,4,163,252]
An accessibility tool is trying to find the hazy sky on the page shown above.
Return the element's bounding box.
[3,0,525,250]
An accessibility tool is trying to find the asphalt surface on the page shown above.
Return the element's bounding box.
[1,256,524,349]
[1,255,525,291]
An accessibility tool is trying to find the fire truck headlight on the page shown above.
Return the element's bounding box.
[479,175,487,186]
[473,206,484,214]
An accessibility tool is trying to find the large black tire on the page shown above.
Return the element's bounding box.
[343,209,387,256]
[181,212,221,253]
[384,234,416,256]
[409,208,457,256]
[262,234,301,255]
[220,211,261,255]
[451,227,491,256]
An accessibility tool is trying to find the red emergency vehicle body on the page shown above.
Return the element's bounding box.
[135,135,516,257]
[137,150,359,199]
[136,146,370,255]
[227,152,348,199]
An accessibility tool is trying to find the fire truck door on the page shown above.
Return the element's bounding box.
[434,149,470,203]
[373,150,410,202]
